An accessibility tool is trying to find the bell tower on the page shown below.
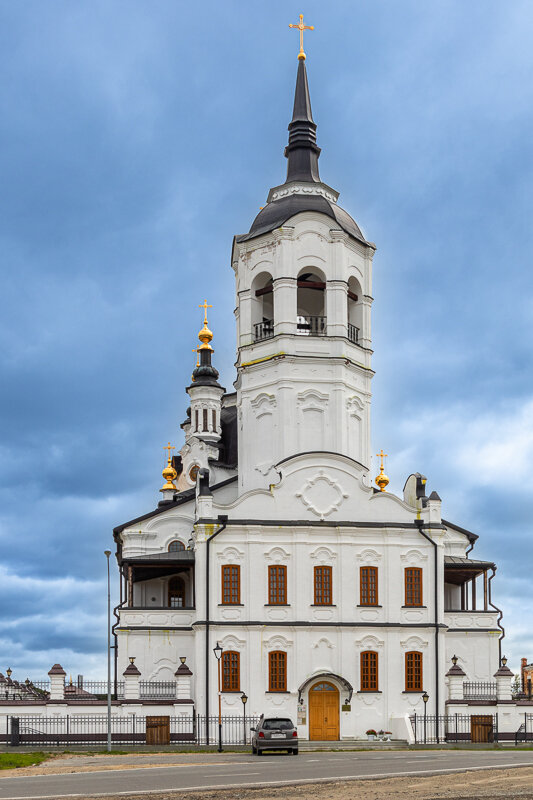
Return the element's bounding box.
[232,53,376,492]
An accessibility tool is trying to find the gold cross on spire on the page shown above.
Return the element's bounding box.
[376,449,388,471]
[289,14,314,61]
[199,299,212,325]
[163,441,175,464]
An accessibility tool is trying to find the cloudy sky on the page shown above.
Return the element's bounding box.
[1,0,532,680]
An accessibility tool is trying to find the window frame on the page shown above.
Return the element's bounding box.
[168,576,186,608]
[221,650,240,692]
[268,650,287,692]
[360,566,378,606]
[404,567,423,607]
[221,564,241,605]
[314,565,333,606]
[268,565,287,605]
[168,540,185,552]
[405,650,423,691]
[360,650,379,692]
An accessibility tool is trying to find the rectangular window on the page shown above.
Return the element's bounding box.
[195,409,199,431]
[405,651,423,691]
[268,651,287,691]
[360,566,378,606]
[314,566,332,605]
[221,565,240,605]
[203,408,208,432]
[404,567,423,607]
[360,651,379,691]
[268,565,287,605]
[221,650,240,691]
[212,409,217,431]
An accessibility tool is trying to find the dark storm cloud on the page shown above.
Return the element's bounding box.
[1,0,532,676]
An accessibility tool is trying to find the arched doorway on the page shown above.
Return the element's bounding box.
[309,681,339,740]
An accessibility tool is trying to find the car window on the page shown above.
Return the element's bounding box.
[262,718,293,730]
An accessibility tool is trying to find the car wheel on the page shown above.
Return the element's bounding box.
[292,748,299,755]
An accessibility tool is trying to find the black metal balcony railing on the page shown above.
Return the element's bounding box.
[463,681,498,701]
[348,323,360,343]
[297,315,326,336]
[254,320,274,341]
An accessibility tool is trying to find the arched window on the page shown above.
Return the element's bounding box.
[168,576,186,608]
[405,651,423,691]
[252,273,274,341]
[268,651,287,692]
[221,651,240,691]
[297,270,326,336]
[360,651,378,691]
[168,540,185,552]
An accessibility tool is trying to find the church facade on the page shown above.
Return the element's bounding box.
[112,54,505,741]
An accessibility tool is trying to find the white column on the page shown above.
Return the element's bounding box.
[273,278,297,336]
[175,660,193,700]
[326,280,347,337]
[47,664,66,700]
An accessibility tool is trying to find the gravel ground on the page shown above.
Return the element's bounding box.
[29,766,533,800]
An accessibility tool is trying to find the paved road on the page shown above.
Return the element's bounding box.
[1,750,533,799]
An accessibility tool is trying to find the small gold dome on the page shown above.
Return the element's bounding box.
[375,472,390,492]
[298,51,306,60]
[160,443,177,493]
[198,323,213,350]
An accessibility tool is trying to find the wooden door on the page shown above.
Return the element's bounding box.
[471,715,493,743]
[146,716,170,745]
[309,681,339,740]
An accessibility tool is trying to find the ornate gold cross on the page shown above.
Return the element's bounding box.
[289,14,314,61]
[376,449,388,470]
[199,299,212,325]
[163,442,175,462]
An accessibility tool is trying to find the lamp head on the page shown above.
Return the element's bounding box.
[451,654,458,666]
[129,656,135,665]
[501,655,508,666]
[213,642,222,660]
[241,692,248,705]
[6,668,12,678]
[104,550,111,558]
[422,691,429,704]
[180,656,187,665]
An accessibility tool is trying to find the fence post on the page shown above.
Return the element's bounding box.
[494,713,499,743]
[10,717,20,747]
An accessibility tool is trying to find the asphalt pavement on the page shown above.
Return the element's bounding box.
[1,749,533,799]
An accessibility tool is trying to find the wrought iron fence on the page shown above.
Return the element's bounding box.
[410,713,499,744]
[515,714,533,745]
[463,681,498,701]
[1,714,261,747]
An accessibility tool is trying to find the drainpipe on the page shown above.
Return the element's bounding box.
[415,520,439,741]
[488,567,504,663]
[205,514,228,720]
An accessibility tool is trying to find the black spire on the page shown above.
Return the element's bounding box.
[284,59,321,183]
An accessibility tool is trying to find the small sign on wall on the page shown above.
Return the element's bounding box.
[342,704,351,712]
[297,703,306,725]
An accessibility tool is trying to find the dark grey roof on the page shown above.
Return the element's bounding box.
[442,518,479,543]
[428,491,441,501]
[236,193,369,245]
[444,556,495,568]
[122,551,195,564]
[235,59,371,248]
[113,475,238,536]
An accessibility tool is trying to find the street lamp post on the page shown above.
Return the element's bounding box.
[213,642,223,752]
[241,692,248,746]
[104,550,112,753]
[422,690,429,745]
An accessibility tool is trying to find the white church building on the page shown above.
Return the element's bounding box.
[109,51,511,742]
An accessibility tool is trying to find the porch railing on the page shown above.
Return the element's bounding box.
[347,323,359,343]
[297,315,326,336]
[254,320,274,341]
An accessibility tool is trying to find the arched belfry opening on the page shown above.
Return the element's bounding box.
[252,272,274,341]
[347,276,362,344]
[297,269,326,336]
